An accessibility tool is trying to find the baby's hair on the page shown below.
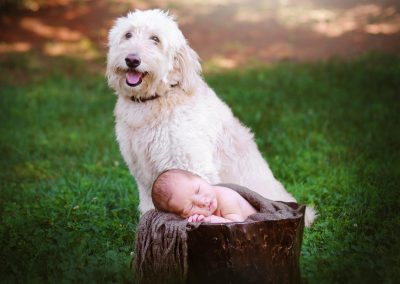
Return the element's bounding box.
[151,169,199,212]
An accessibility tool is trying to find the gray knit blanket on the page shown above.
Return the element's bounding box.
[134,183,305,284]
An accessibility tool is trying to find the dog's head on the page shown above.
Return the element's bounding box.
[106,9,201,99]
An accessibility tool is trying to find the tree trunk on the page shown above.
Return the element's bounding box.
[186,204,305,284]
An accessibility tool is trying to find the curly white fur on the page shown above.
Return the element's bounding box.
[106,9,316,226]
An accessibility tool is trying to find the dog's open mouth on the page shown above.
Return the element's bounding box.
[126,70,147,87]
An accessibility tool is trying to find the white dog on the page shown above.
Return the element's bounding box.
[106,9,316,226]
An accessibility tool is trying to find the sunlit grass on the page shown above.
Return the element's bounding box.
[0,52,399,283]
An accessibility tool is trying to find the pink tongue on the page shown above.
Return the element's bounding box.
[126,71,141,85]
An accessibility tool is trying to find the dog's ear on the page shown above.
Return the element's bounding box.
[173,44,202,93]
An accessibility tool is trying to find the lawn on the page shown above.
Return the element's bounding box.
[0,52,399,283]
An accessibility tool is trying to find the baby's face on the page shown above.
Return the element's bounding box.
[167,174,218,218]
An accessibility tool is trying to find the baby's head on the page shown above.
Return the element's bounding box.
[151,169,218,218]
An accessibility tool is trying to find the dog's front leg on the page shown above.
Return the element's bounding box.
[137,181,155,215]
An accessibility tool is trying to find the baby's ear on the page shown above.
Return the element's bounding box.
[173,43,202,93]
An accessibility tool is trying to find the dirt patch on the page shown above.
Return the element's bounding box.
[1,0,400,70]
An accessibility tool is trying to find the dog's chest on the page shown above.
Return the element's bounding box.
[117,118,170,179]
[114,95,227,185]
[115,105,182,182]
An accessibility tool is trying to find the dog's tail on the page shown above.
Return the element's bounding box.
[304,206,318,227]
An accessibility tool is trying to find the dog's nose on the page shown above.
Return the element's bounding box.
[125,54,141,68]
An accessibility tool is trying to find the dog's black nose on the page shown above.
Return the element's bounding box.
[125,54,141,68]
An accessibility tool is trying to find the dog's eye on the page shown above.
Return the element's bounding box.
[125,32,132,39]
[150,35,160,44]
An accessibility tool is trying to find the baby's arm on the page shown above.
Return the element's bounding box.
[187,214,243,223]
[220,213,246,222]
[188,214,230,223]
[205,215,234,223]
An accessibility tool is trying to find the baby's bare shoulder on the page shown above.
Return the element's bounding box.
[215,186,246,209]
[216,186,257,216]
[215,186,242,200]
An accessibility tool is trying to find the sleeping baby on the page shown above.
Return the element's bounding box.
[151,169,257,223]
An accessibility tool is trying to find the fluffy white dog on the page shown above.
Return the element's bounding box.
[107,9,316,226]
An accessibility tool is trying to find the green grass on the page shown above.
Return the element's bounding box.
[1,52,399,283]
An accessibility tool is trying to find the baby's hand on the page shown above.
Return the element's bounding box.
[203,216,212,222]
[187,214,206,222]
